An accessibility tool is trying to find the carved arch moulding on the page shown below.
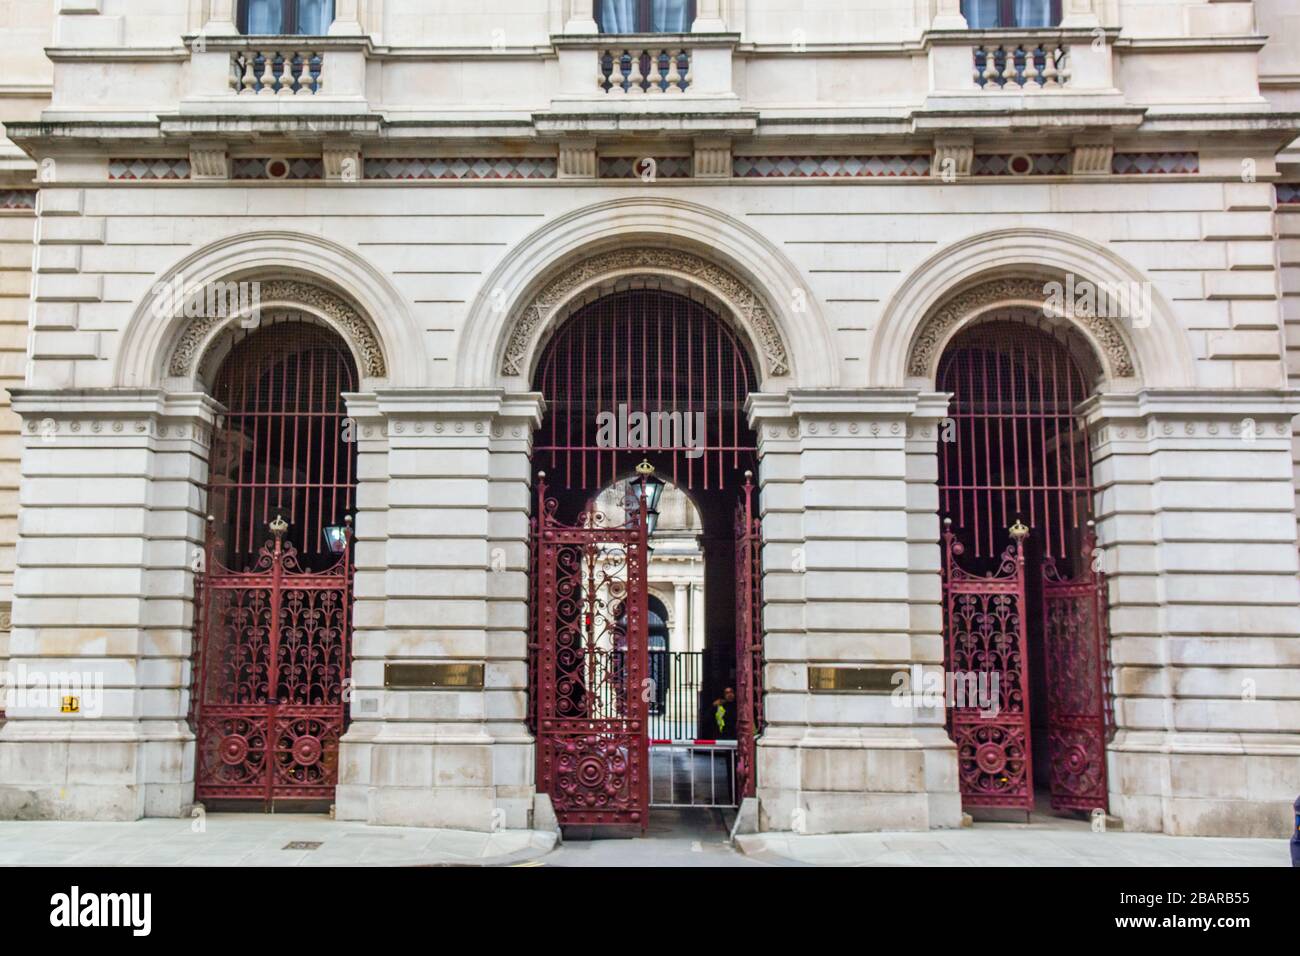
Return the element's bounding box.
[166,279,388,378]
[499,248,792,378]
[906,277,1136,380]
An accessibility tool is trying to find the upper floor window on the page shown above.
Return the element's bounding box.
[961,0,1060,29]
[596,0,696,34]
[239,0,335,35]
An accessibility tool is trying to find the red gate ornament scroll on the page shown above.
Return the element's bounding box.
[194,514,352,807]
[942,518,1034,811]
[734,470,763,799]
[533,472,650,830]
[1041,525,1112,813]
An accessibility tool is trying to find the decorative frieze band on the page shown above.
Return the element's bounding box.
[501,247,791,378]
[1111,152,1198,175]
[232,157,324,180]
[733,155,930,178]
[363,157,558,180]
[972,153,1070,176]
[1089,418,1292,448]
[0,190,37,210]
[23,417,213,446]
[109,158,191,181]
[599,156,692,179]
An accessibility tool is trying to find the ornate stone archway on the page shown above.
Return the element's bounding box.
[499,247,791,380]
[166,278,388,380]
[905,276,1136,381]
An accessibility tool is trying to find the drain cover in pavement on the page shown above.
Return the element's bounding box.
[283,841,323,850]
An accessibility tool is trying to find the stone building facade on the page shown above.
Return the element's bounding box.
[0,0,1298,838]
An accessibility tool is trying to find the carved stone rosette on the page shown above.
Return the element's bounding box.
[500,248,791,377]
[906,277,1135,379]
[167,279,387,378]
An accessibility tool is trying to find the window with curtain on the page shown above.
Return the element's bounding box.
[960,0,1060,28]
[239,0,335,34]
[596,0,696,33]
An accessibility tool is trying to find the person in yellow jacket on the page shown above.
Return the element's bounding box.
[711,686,738,739]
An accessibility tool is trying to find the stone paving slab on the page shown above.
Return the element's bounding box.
[0,814,557,867]
[735,825,1290,867]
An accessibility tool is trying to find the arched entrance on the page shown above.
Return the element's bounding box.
[528,287,762,831]
[937,316,1113,818]
[190,318,358,810]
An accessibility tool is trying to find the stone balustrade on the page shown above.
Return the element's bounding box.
[973,42,1070,90]
[230,47,325,95]
[599,47,693,94]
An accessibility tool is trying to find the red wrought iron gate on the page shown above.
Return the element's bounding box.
[190,319,359,808]
[1041,528,1113,813]
[937,319,1113,815]
[532,474,651,829]
[734,471,763,799]
[941,519,1034,810]
[194,516,352,805]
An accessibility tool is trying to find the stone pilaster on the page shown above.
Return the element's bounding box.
[746,389,961,833]
[0,389,217,820]
[334,389,543,831]
[1083,389,1300,837]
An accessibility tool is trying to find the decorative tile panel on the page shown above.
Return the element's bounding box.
[972,153,1071,176]
[363,157,558,180]
[0,190,37,210]
[1111,152,1199,175]
[1276,183,1300,205]
[598,156,692,179]
[732,155,931,178]
[231,157,325,180]
[108,158,191,181]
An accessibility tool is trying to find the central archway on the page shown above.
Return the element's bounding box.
[528,287,764,831]
[937,316,1113,819]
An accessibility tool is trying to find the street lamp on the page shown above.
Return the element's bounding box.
[632,459,664,538]
[323,515,352,554]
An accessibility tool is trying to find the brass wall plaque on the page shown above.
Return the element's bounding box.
[807,666,902,694]
[384,662,485,690]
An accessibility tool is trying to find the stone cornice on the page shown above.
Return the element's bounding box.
[12,110,1299,156]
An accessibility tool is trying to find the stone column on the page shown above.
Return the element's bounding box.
[692,0,726,33]
[563,0,598,34]
[931,0,969,30]
[203,0,239,35]
[1083,389,1300,837]
[674,582,689,651]
[692,581,704,653]
[328,0,365,36]
[0,389,217,820]
[746,388,961,834]
[335,389,543,831]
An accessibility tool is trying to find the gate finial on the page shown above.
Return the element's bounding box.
[269,513,289,539]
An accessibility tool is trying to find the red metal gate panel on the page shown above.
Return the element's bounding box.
[942,520,1034,811]
[195,517,352,806]
[1042,527,1112,813]
[734,471,763,799]
[533,475,650,829]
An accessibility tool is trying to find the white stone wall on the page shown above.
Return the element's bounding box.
[0,0,1297,836]
[0,0,54,708]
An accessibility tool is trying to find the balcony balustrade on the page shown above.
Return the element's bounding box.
[973,42,1070,89]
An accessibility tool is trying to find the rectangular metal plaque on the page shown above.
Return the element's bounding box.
[807,666,901,694]
[384,662,485,690]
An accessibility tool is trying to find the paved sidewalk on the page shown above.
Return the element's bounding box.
[0,813,557,867]
[735,825,1289,867]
